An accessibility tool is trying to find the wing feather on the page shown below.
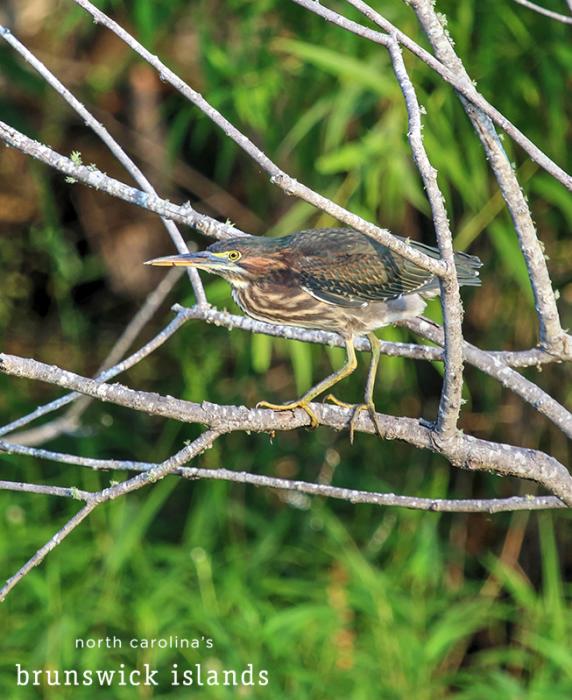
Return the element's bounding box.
[287,228,435,304]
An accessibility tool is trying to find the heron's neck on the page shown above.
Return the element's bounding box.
[227,275,250,289]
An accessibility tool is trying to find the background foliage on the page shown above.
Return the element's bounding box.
[0,0,571,696]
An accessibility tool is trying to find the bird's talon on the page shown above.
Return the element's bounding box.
[256,400,319,429]
[348,404,367,444]
[323,393,352,409]
[365,402,384,441]
[337,402,383,443]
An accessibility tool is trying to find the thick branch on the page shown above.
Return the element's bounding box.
[291,0,570,348]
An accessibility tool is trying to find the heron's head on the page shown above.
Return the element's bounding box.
[145,237,288,286]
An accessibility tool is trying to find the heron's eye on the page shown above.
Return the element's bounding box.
[227,250,241,262]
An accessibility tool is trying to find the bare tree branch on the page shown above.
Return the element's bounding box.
[387,40,464,438]
[0,442,564,513]
[0,117,445,275]
[0,502,97,602]
[487,348,572,367]
[513,0,572,24]
[175,304,444,361]
[0,480,91,500]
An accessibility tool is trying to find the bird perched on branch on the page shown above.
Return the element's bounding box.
[146,227,481,437]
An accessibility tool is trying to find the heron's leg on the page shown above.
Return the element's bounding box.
[257,338,357,428]
[363,332,381,406]
[326,332,383,442]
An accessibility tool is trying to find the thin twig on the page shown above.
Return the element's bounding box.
[0,480,92,500]
[513,0,572,24]
[0,502,98,602]
[0,440,158,472]
[0,442,564,513]
[487,348,572,367]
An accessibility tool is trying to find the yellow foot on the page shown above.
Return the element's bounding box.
[256,399,319,429]
[323,394,352,410]
[324,395,383,443]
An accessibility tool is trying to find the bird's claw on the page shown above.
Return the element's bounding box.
[323,393,352,409]
[324,395,382,443]
[256,399,319,429]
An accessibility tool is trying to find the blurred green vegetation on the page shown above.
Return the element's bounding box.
[0,0,571,696]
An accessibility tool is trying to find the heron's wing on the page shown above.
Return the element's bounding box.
[289,228,436,304]
[301,285,368,308]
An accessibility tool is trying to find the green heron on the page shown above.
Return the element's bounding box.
[146,227,481,436]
